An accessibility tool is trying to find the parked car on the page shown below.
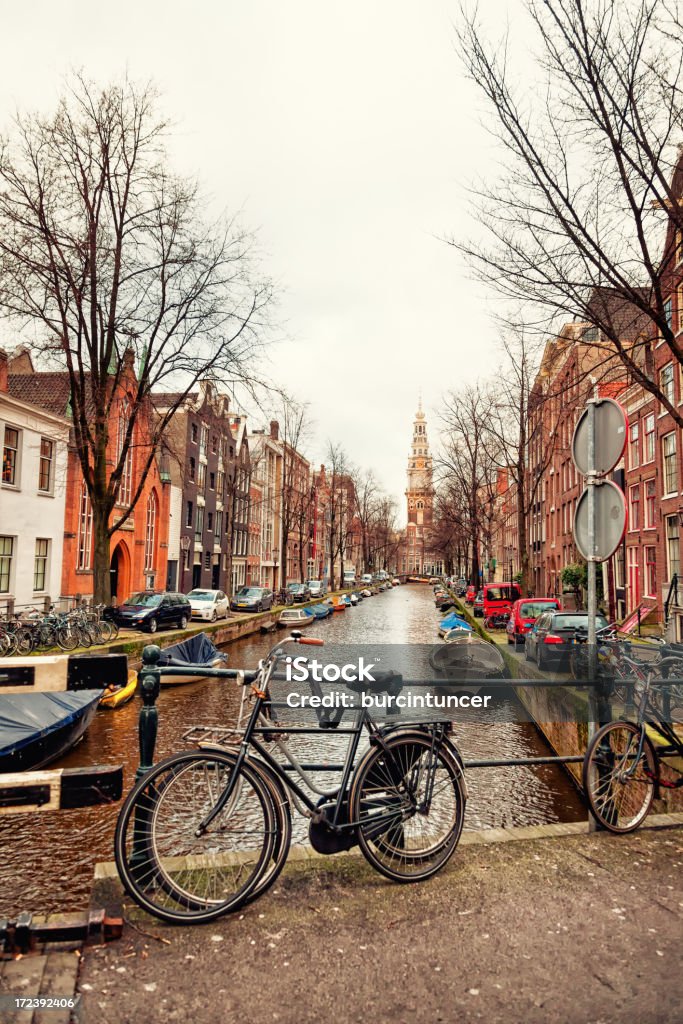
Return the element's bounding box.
[506,597,562,646]
[525,610,609,670]
[465,585,476,605]
[483,582,522,620]
[306,580,327,598]
[343,570,357,587]
[186,589,230,622]
[473,590,485,617]
[113,591,192,634]
[361,573,373,586]
[230,587,274,613]
[287,582,311,603]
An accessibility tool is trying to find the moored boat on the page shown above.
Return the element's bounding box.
[0,690,102,772]
[100,670,138,709]
[312,604,331,619]
[156,633,228,686]
[278,607,315,628]
[438,612,473,639]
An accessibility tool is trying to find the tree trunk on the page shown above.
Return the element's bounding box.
[93,505,112,606]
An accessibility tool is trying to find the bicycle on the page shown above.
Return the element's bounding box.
[582,658,683,832]
[115,632,467,924]
[484,608,512,631]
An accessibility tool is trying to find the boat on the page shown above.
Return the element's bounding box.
[0,690,102,772]
[100,670,138,709]
[349,593,359,605]
[331,597,347,612]
[156,633,228,686]
[278,607,315,627]
[361,589,372,598]
[312,604,331,619]
[438,612,473,639]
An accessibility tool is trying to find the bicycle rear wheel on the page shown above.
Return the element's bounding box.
[348,731,466,882]
[583,721,657,833]
[115,750,276,924]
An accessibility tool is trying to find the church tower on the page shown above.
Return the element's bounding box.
[406,398,433,527]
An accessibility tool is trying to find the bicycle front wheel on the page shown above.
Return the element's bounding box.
[583,721,657,833]
[348,731,466,883]
[115,750,277,924]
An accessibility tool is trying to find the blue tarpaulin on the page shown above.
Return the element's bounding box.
[156,633,227,668]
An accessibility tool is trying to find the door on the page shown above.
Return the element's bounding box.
[212,563,220,589]
[192,563,201,589]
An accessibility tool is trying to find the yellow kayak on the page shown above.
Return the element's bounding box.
[100,670,138,709]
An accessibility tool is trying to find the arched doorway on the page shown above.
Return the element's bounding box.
[110,541,131,602]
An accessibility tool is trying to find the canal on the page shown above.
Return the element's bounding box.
[0,585,586,915]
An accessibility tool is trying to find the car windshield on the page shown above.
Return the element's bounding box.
[486,586,514,601]
[125,593,161,607]
[188,591,214,601]
[238,588,261,597]
[552,614,608,630]
[288,584,303,591]
[520,602,558,618]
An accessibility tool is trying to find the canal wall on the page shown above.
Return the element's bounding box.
[447,593,683,811]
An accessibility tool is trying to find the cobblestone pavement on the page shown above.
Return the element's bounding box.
[79,823,683,1024]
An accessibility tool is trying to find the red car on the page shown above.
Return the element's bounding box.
[465,585,476,605]
[506,597,562,646]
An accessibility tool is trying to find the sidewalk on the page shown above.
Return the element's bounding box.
[79,822,683,1024]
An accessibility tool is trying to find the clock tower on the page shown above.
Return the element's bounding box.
[406,399,433,527]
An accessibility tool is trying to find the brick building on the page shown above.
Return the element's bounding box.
[7,347,169,603]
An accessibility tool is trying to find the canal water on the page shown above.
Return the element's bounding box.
[0,585,586,915]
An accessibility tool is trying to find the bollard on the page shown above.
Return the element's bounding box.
[137,644,161,778]
[130,644,161,878]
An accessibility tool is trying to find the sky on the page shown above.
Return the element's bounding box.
[0,0,522,521]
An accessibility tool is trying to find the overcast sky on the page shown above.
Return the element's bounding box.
[1,0,521,521]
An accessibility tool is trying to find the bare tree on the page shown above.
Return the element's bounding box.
[455,0,683,420]
[0,74,271,602]
[325,441,353,589]
[275,397,311,586]
[438,385,501,586]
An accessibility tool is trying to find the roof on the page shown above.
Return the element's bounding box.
[586,288,651,342]
[7,372,72,417]
[151,391,199,408]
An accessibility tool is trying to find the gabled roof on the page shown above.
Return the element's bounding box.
[7,372,72,417]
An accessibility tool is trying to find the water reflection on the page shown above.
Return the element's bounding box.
[0,585,585,914]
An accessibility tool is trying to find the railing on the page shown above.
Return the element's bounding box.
[665,573,679,625]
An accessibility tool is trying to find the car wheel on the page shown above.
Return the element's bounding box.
[258,602,263,613]
[179,615,188,630]
[147,617,158,634]
[211,610,217,622]
[536,647,545,671]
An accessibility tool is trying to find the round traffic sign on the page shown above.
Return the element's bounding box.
[572,398,627,476]
[573,481,627,561]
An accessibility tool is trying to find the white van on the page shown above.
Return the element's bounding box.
[343,569,357,587]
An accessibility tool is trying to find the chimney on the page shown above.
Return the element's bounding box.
[0,349,8,393]
[270,419,279,441]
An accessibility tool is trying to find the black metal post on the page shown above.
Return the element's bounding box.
[130,644,161,877]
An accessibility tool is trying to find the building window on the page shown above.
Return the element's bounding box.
[204,551,211,570]
[186,500,193,528]
[662,432,678,495]
[2,427,19,485]
[211,434,218,454]
[664,298,673,331]
[645,479,656,529]
[628,422,639,469]
[628,484,640,530]
[189,457,196,482]
[627,547,640,609]
[644,546,656,598]
[200,425,209,459]
[207,511,213,531]
[215,510,223,540]
[197,462,206,490]
[210,472,215,490]
[0,536,13,592]
[34,538,49,592]
[643,413,655,463]
[661,363,675,407]
[116,401,133,505]
[195,505,204,541]
[144,491,157,572]
[38,438,54,492]
[217,469,224,496]
[191,423,198,443]
[77,482,93,570]
[666,515,680,580]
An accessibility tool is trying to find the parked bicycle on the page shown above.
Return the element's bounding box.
[115,632,467,924]
[484,607,511,631]
[583,659,683,832]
